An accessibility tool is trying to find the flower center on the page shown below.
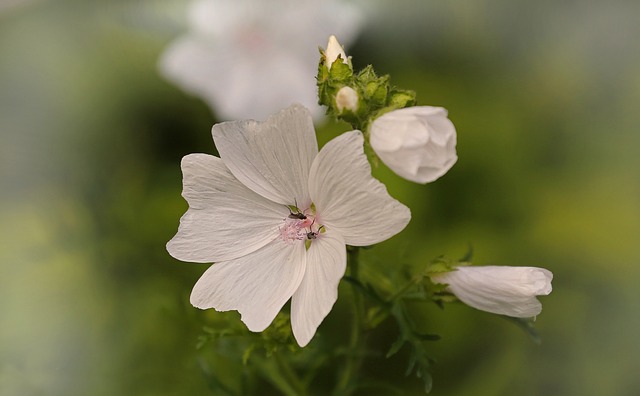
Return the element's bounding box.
[279,206,323,245]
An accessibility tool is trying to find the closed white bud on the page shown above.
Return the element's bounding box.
[370,106,457,184]
[431,266,553,317]
[335,86,359,113]
[325,35,349,70]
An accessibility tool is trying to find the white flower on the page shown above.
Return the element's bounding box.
[335,86,359,113]
[159,0,362,121]
[167,104,410,346]
[325,35,349,70]
[369,106,458,184]
[431,266,553,318]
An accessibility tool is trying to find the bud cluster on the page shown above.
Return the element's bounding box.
[317,36,457,184]
[317,36,417,129]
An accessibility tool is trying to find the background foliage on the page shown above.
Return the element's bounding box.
[2,1,639,395]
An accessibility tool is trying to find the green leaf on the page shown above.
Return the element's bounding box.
[404,350,418,376]
[412,332,441,342]
[386,336,406,358]
[366,306,390,329]
[417,365,433,393]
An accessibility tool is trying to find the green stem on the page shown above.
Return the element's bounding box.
[387,272,425,303]
[274,352,307,396]
[335,246,366,395]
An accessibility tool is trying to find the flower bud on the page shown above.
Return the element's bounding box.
[325,35,348,70]
[431,266,553,317]
[369,106,457,184]
[335,86,359,113]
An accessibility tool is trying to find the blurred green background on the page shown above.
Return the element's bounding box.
[2,1,639,395]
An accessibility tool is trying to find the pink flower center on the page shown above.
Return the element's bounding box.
[279,208,323,244]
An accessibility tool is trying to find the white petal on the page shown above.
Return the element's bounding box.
[291,231,346,346]
[212,104,318,207]
[369,112,411,152]
[325,35,348,69]
[167,154,286,263]
[370,106,458,184]
[190,238,307,332]
[308,131,411,246]
[423,109,455,146]
[379,144,458,183]
[433,266,553,317]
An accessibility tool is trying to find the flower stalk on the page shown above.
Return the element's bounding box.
[274,352,308,396]
[335,246,366,394]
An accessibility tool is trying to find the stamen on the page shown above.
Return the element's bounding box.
[279,207,323,245]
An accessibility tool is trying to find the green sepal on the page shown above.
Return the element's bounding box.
[388,89,417,109]
[329,57,353,81]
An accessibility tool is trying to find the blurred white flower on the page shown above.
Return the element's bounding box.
[431,266,553,317]
[159,0,362,121]
[369,106,458,184]
[167,104,410,346]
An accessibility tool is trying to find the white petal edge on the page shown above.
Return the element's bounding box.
[190,238,307,332]
[308,131,411,246]
[432,266,553,318]
[167,154,285,263]
[291,231,346,346]
[378,145,458,184]
[212,104,318,206]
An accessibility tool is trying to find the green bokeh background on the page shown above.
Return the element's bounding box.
[2,1,639,395]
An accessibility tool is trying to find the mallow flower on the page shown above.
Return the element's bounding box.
[431,266,553,317]
[167,104,410,346]
[159,0,362,121]
[370,106,458,184]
